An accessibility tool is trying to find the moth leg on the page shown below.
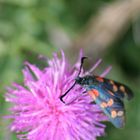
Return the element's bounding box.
[90,101,96,104]
[82,90,87,94]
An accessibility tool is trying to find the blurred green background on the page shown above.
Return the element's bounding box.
[0,0,140,139]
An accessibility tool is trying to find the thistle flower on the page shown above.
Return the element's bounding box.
[5,51,111,140]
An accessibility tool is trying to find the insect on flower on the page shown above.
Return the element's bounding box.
[5,52,108,140]
[60,57,134,128]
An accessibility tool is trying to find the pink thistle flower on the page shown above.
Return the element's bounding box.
[5,51,111,140]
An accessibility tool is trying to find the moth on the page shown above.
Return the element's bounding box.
[60,57,134,128]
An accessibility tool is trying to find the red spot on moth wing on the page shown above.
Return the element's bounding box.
[112,84,118,92]
[88,89,99,100]
[92,89,99,97]
[96,77,104,82]
[109,80,114,84]
[119,85,125,92]
[111,110,117,118]
[107,99,114,107]
[88,90,96,100]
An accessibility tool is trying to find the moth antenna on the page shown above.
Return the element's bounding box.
[60,57,87,103]
[78,57,87,76]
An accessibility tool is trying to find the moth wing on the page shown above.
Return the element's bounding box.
[88,87,125,128]
[95,76,134,100]
[103,96,125,128]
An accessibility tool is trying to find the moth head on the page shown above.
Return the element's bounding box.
[75,75,94,86]
[75,76,83,84]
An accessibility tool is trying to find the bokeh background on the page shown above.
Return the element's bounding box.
[0,0,140,139]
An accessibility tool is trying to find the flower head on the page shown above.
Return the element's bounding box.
[5,51,111,140]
